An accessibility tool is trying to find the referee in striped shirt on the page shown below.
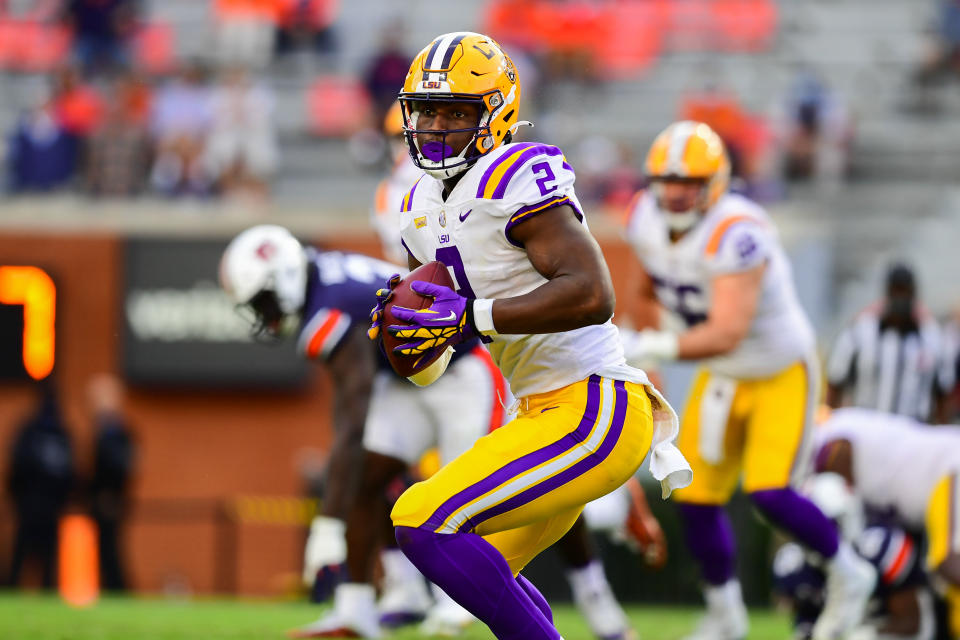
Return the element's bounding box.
[826,263,955,423]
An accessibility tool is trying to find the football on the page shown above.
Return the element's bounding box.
[382,261,456,378]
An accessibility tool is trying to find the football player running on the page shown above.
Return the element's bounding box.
[815,408,960,640]
[219,225,502,638]
[367,31,691,640]
[370,101,653,640]
[622,121,876,640]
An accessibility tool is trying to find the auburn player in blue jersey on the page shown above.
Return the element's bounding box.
[220,225,502,638]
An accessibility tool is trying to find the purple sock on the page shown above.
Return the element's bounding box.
[517,574,553,624]
[750,488,839,558]
[395,526,560,640]
[677,503,736,586]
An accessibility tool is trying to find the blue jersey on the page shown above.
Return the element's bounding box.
[773,522,926,636]
[296,249,478,371]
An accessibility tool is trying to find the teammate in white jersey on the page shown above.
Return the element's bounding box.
[371,101,424,265]
[623,121,876,640]
[366,32,691,640]
[814,408,960,639]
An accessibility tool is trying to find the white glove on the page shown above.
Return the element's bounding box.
[302,516,346,587]
[620,328,679,369]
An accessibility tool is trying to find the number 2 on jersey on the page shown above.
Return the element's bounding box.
[532,162,557,196]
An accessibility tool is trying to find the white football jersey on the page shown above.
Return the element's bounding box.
[371,150,423,264]
[626,191,815,379]
[399,141,628,398]
[816,408,960,528]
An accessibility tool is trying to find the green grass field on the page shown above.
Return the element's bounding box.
[0,593,792,640]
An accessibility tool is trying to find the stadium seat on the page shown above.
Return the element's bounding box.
[710,0,778,52]
[133,21,176,76]
[0,20,73,72]
[307,76,371,137]
[594,1,665,78]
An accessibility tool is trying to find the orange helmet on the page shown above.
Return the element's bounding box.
[399,31,521,179]
[645,121,731,216]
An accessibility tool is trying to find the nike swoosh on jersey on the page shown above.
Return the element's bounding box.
[459,209,472,222]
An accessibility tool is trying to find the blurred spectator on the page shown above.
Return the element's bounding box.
[680,83,750,178]
[776,69,852,185]
[52,65,105,138]
[539,0,602,88]
[204,67,278,199]
[274,0,339,58]
[913,1,960,87]
[826,263,954,423]
[85,77,151,197]
[6,86,79,193]
[87,374,136,592]
[572,134,643,211]
[6,380,75,589]
[61,0,138,76]
[213,0,277,71]
[363,25,410,127]
[149,61,214,197]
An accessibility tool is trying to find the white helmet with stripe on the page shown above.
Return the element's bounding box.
[219,225,307,338]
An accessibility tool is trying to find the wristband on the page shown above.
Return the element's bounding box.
[470,298,497,335]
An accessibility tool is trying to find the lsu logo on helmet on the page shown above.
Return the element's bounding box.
[399,32,521,180]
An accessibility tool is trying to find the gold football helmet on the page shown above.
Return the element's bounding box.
[644,121,730,230]
[399,32,521,179]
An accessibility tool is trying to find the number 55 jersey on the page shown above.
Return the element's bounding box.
[398,141,627,399]
[625,191,815,379]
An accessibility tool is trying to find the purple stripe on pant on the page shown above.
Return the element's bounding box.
[421,375,603,532]
[458,380,629,533]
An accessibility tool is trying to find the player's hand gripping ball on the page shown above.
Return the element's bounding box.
[374,262,477,377]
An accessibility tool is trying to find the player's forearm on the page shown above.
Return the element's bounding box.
[676,321,746,359]
[486,272,615,334]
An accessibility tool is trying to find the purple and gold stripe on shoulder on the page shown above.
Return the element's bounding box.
[504,195,584,247]
[476,143,573,200]
[401,176,425,213]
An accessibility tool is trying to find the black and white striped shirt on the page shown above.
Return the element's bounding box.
[827,306,954,422]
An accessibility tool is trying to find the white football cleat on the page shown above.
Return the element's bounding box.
[377,549,432,628]
[568,561,634,640]
[290,584,382,639]
[811,543,877,640]
[419,585,475,637]
[683,580,748,640]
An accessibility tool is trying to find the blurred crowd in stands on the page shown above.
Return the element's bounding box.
[2,0,950,210]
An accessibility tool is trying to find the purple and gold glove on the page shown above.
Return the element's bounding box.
[388,281,478,355]
[367,273,402,340]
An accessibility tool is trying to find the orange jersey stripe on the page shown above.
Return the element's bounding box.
[470,345,507,433]
[704,214,755,256]
[305,310,344,359]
